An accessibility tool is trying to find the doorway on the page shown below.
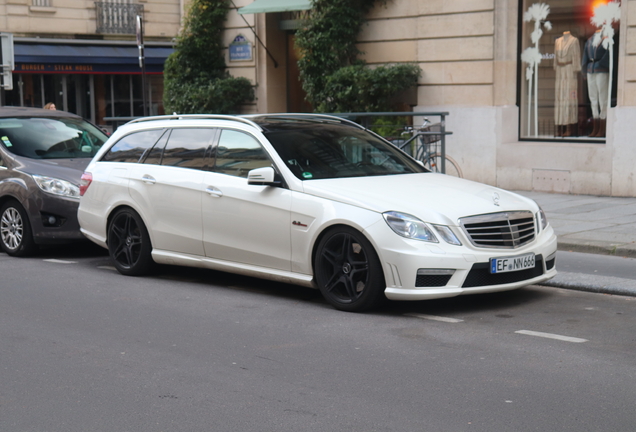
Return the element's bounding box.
[286,34,311,113]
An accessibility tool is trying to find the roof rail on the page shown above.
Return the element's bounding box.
[242,113,365,129]
[127,114,262,130]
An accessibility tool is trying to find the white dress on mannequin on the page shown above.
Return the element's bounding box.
[553,32,581,126]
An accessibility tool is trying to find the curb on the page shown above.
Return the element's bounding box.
[539,271,636,298]
[557,240,636,259]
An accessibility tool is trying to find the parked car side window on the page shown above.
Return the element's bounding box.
[214,130,271,178]
[101,129,165,163]
[140,129,170,165]
[160,128,214,170]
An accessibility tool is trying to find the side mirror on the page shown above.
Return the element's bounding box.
[247,166,280,186]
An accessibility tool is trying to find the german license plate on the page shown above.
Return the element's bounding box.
[490,253,535,274]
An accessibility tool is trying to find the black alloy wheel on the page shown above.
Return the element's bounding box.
[0,200,37,257]
[314,226,386,312]
[107,208,154,276]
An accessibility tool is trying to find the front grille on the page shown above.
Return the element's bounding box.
[460,211,535,249]
[462,255,544,288]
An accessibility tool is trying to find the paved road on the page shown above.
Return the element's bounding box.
[2,248,635,432]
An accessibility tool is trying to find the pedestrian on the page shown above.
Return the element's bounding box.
[43,102,56,110]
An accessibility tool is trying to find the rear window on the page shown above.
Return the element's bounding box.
[101,129,166,163]
[0,117,107,159]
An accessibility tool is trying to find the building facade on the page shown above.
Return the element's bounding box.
[231,0,636,197]
[0,0,183,131]
[1,0,634,197]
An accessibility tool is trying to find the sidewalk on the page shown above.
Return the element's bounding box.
[516,191,636,297]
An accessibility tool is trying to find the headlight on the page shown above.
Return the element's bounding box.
[383,211,461,246]
[431,224,462,246]
[384,211,437,242]
[32,175,80,199]
[536,204,548,231]
[383,212,462,245]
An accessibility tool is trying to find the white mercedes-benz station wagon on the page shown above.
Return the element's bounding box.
[77,114,557,312]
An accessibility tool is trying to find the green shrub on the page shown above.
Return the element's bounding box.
[370,115,409,139]
[317,64,420,113]
[296,0,420,113]
[163,0,255,114]
[164,75,254,115]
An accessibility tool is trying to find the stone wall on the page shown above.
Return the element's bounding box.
[0,0,182,39]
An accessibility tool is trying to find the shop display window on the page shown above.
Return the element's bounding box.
[518,0,620,141]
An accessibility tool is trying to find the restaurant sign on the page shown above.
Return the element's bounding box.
[15,63,164,74]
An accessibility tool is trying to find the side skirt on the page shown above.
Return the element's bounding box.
[151,249,317,289]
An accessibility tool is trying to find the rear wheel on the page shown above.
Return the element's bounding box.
[0,200,37,257]
[314,226,386,312]
[107,208,154,276]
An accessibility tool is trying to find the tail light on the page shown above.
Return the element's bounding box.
[79,172,93,196]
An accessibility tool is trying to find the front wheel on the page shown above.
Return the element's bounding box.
[107,208,154,276]
[314,226,386,312]
[0,200,37,257]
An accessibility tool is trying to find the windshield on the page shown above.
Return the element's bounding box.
[0,117,108,159]
[263,123,425,180]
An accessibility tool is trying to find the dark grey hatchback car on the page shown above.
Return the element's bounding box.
[0,107,108,256]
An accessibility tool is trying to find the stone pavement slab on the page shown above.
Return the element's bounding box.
[516,191,636,258]
[515,191,636,298]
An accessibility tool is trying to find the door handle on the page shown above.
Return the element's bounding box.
[206,186,223,197]
[141,175,156,185]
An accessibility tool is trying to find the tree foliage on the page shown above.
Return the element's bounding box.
[295,0,420,112]
[163,0,254,114]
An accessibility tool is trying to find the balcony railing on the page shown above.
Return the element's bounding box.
[32,0,51,6]
[95,2,144,34]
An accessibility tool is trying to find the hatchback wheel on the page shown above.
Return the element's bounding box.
[0,200,37,257]
[314,226,386,312]
[108,208,154,276]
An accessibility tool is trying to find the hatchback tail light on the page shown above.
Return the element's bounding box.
[79,172,93,196]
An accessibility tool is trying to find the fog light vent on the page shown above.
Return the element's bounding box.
[545,253,556,271]
[415,269,454,287]
[40,212,66,227]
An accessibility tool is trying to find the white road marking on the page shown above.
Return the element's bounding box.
[515,330,588,343]
[405,313,464,323]
[43,259,77,264]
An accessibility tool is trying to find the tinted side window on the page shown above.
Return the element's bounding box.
[215,130,271,178]
[141,129,170,165]
[161,128,214,170]
[101,129,165,163]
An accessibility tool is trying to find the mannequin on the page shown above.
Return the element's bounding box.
[582,29,610,137]
[553,31,581,137]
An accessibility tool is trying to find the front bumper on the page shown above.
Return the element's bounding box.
[366,221,558,301]
[27,191,85,244]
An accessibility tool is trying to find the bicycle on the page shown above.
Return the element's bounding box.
[395,119,463,177]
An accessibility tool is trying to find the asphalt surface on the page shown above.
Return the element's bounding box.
[516,191,636,297]
[3,253,636,432]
